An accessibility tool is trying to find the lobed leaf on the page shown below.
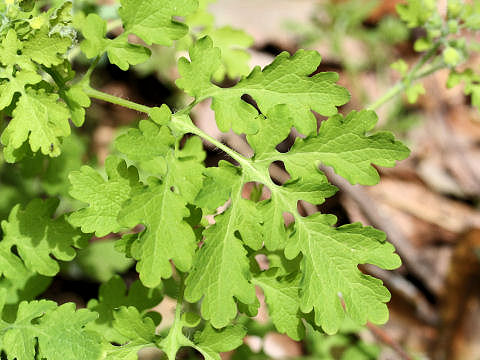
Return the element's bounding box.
[177,36,350,134]
[119,0,198,46]
[69,156,142,237]
[0,300,101,360]
[0,198,88,277]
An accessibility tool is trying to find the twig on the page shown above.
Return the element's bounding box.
[367,323,413,360]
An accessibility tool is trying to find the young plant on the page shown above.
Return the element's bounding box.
[0,0,476,359]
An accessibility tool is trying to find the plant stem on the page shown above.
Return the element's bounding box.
[171,114,250,166]
[405,42,441,86]
[367,82,404,111]
[367,42,445,111]
[83,57,100,82]
[84,87,152,114]
[84,87,250,166]
[175,275,185,320]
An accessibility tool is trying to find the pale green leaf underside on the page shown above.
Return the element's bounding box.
[285,214,401,334]
[253,270,304,340]
[185,205,258,328]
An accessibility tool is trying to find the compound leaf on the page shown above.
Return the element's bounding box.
[185,204,258,328]
[285,110,411,185]
[118,175,197,287]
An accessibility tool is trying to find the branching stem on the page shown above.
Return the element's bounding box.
[367,42,446,111]
[83,87,251,167]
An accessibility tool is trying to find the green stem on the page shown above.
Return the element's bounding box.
[84,87,251,168]
[84,86,152,114]
[405,42,441,86]
[83,57,100,82]
[175,275,185,321]
[367,42,444,111]
[367,82,404,111]
[367,61,447,111]
[171,115,250,166]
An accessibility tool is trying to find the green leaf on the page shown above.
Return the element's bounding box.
[118,173,197,287]
[252,270,304,340]
[63,82,91,127]
[447,68,480,111]
[194,323,247,360]
[0,29,35,71]
[285,214,401,334]
[405,82,425,103]
[115,128,205,287]
[79,13,151,71]
[185,195,259,328]
[69,156,142,237]
[390,59,408,77]
[396,0,436,27]
[194,161,239,213]
[0,198,88,277]
[42,133,86,197]
[208,26,254,81]
[104,306,158,360]
[0,300,102,360]
[118,0,198,46]
[281,110,410,185]
[0,247,34,288]
[177,36,350,135]
[177,0,252,82]
[0,261,51,306]
[114,106,175,173]
[1,88,71,158]
[87,276,162,343]
[22,28,72,67]
[76,240,134,282]
[443,46,461,66]
[0,68,41,110]
[160,312,245,360]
